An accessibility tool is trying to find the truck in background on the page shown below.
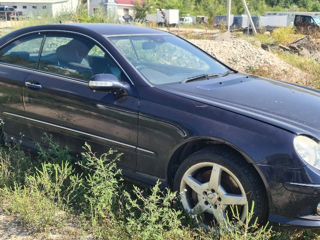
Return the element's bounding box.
[260,15,289,30]
[214,13,320,32]
[157,9,179,27]
[294,15,320,34]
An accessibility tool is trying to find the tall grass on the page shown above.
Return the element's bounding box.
[271,26,303,45]
[0,135,279,239]
[276,51,320,89]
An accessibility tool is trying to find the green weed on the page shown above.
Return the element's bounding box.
[1,184,65,232]
[0,137,285,239]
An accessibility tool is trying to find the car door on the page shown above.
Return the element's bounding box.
[22,32,139,170]
[0,33,44,143]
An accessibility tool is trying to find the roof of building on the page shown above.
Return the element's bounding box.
[115,0,142,5]
[0,0,68,3]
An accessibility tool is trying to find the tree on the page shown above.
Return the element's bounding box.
[134,0,152,22]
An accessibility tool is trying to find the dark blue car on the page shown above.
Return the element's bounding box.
[0,24,319,228]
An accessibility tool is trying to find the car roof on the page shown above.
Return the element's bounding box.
[71,23,167,36]
[0,24,169,48]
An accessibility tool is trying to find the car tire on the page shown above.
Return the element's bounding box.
[173,146,268,227]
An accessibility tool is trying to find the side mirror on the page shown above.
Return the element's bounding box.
[89,74,130,95]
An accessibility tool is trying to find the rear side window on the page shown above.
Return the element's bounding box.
[0,34,43,69]
[39,33,121,81]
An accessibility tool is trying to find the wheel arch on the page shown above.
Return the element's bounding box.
[166,137,270,199]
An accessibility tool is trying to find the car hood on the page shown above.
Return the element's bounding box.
[156,73,320,138]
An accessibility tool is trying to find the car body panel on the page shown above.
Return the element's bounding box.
[22,70,139,169]
[0,64,32,141]
[156,73,320,139]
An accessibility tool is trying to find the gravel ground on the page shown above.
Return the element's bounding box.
[0,209,34,240]
[0,209,87,240]
[190,34,313,86]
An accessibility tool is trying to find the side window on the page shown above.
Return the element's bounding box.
[39,33,121,81]
[0,34,43,69]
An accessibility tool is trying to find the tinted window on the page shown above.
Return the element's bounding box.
[39,33,121,81]
[0,34,43,69]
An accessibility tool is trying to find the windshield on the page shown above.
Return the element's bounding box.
[313,16,320,25]
[108,35,229,85]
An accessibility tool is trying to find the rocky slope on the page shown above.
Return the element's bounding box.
[190,35,312,87]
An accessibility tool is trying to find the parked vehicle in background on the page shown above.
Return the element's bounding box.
[196,15,208,24]
[0,5,22,21]
[0,5,14,20]
[157,9,179,27]
[260,15,289,30]
[180,16,193,25]
[231,15,260,30]
[214,15,233,28]
[215,14,290,31]
[146,14,157,24]
[294,15,320,34]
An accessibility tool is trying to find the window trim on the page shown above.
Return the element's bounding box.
[0,30,135,86]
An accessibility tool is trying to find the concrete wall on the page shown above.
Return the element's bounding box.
[1,2,51,17]
[51,0,79,17]
[1,0,79,18]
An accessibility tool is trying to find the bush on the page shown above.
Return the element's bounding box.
[1,184,65,232]
[25,161,83,210]
[0,138,276,239]
[271,26,302,45]
[0,144,32,187]
[79,143,125,239]
[123,182,199,240]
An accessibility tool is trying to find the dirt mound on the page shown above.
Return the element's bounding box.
[190,38,312,86]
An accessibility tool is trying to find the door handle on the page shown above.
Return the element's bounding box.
[25,81,42,89]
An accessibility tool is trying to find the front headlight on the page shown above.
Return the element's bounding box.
[294,135,320,170]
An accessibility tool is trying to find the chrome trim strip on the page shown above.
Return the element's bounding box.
[3,112,155,155]
[137,147,156,155]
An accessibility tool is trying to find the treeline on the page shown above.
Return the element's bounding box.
[138,0,320,18]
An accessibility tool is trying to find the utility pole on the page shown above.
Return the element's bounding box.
[226,0,257,35]
[241,0,257,34]
[227,0,232,31]
[87,0,90,17]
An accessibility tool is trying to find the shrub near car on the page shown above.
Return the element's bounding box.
[0,24,320,227]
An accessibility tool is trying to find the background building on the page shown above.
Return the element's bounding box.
[113,0,137,18]
[90,0,138,19]
[0,0,80,17]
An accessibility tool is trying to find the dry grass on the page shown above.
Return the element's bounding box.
[276,51,320,89]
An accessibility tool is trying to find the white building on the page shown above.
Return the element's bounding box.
[90,0,139,19]
[0,0,80,17]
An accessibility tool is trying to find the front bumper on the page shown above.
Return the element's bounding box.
[258,165,320,227]
[271,182,320,227]
[269,182,320,228]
